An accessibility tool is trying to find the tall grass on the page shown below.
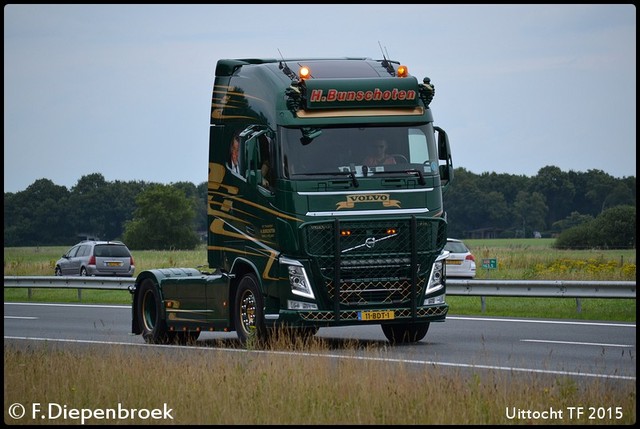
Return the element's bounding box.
[4,338,636,425]
[466,238,635,281]
[3,245,209,276]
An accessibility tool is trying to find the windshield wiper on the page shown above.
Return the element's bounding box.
[292,171,359,188]
[372,168,426,186]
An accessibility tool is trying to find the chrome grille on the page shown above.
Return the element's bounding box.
[303,217,446,307]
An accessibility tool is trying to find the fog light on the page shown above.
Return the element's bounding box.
[287,300,318,310]
[424,294,445,305]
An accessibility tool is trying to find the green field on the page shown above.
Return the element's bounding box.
[3,239,637,321]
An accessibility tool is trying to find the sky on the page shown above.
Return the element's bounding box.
[3,4,636,193]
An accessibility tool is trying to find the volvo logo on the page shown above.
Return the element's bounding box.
[342,233,398,253]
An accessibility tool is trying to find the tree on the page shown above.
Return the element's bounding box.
[590,205,636,249]
[555,205,635,249]
[550,211,594,235]
[68,173,111,240]
[513,191,548,237]
[532,166,575,228]
[123,184,200,250]
[4,179,72,246]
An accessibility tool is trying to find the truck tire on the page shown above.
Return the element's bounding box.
[137,278,174,344]
[234,273,269,346]
[381,322,430,344]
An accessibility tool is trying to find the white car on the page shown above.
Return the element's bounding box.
[444,238,476,278]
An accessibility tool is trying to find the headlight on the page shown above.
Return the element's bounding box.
[425,252,448,295]
[280,256,315,299]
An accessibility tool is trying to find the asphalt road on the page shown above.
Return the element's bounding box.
[3,302,636,381]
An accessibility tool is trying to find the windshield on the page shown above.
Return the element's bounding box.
[280,125,439,178]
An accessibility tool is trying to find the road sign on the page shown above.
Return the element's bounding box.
[482,258,497,269]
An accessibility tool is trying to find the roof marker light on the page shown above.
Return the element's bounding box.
[397,65,409,78]
[299,66,311,80]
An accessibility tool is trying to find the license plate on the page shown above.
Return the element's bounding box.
[446,260,462,265]
[106,261,122,267]
[358,310,394,321]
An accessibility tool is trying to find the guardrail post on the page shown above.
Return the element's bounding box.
[480,296,486,313]
[78,288,82,302]
[576,298,582,313]
[28,287,32,300]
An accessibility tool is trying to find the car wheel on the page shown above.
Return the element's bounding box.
[381,322,430,344]
[54,266,62,276]
[234,273,269,346]
[80,267,88,276]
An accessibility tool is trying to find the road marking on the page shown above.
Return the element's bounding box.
[447,316,636,328]
[521,339,634,348]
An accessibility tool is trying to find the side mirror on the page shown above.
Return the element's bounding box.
[434,126,454,191]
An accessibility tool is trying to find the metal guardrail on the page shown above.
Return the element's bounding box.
[446,279,636,312]
[3,276,134,301]
[3,276,636,312]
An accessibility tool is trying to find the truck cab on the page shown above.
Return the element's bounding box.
[131,57,453,345]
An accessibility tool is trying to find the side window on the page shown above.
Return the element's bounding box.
[408,129,429,163]
[245,131,274,190]
[227,132,243,176]
[258,134,273,189]
[408,128,438,173]
[67,245,80,258]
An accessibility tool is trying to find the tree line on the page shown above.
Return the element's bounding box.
[4,166,636,250]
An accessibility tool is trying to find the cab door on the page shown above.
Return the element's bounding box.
[242,129,279,279]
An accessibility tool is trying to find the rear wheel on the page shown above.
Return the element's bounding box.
[137,279,172,344]
[234,273,269,346]
[381,322,430,345]
[80,267,88,276]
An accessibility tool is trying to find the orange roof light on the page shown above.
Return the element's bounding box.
[299,66,311,80]
[397,65,409,78]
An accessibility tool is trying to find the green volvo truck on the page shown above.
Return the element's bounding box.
[131,56,454,345]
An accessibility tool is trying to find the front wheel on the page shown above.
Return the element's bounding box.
[234,273,269,346]
[381,322,430,345]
